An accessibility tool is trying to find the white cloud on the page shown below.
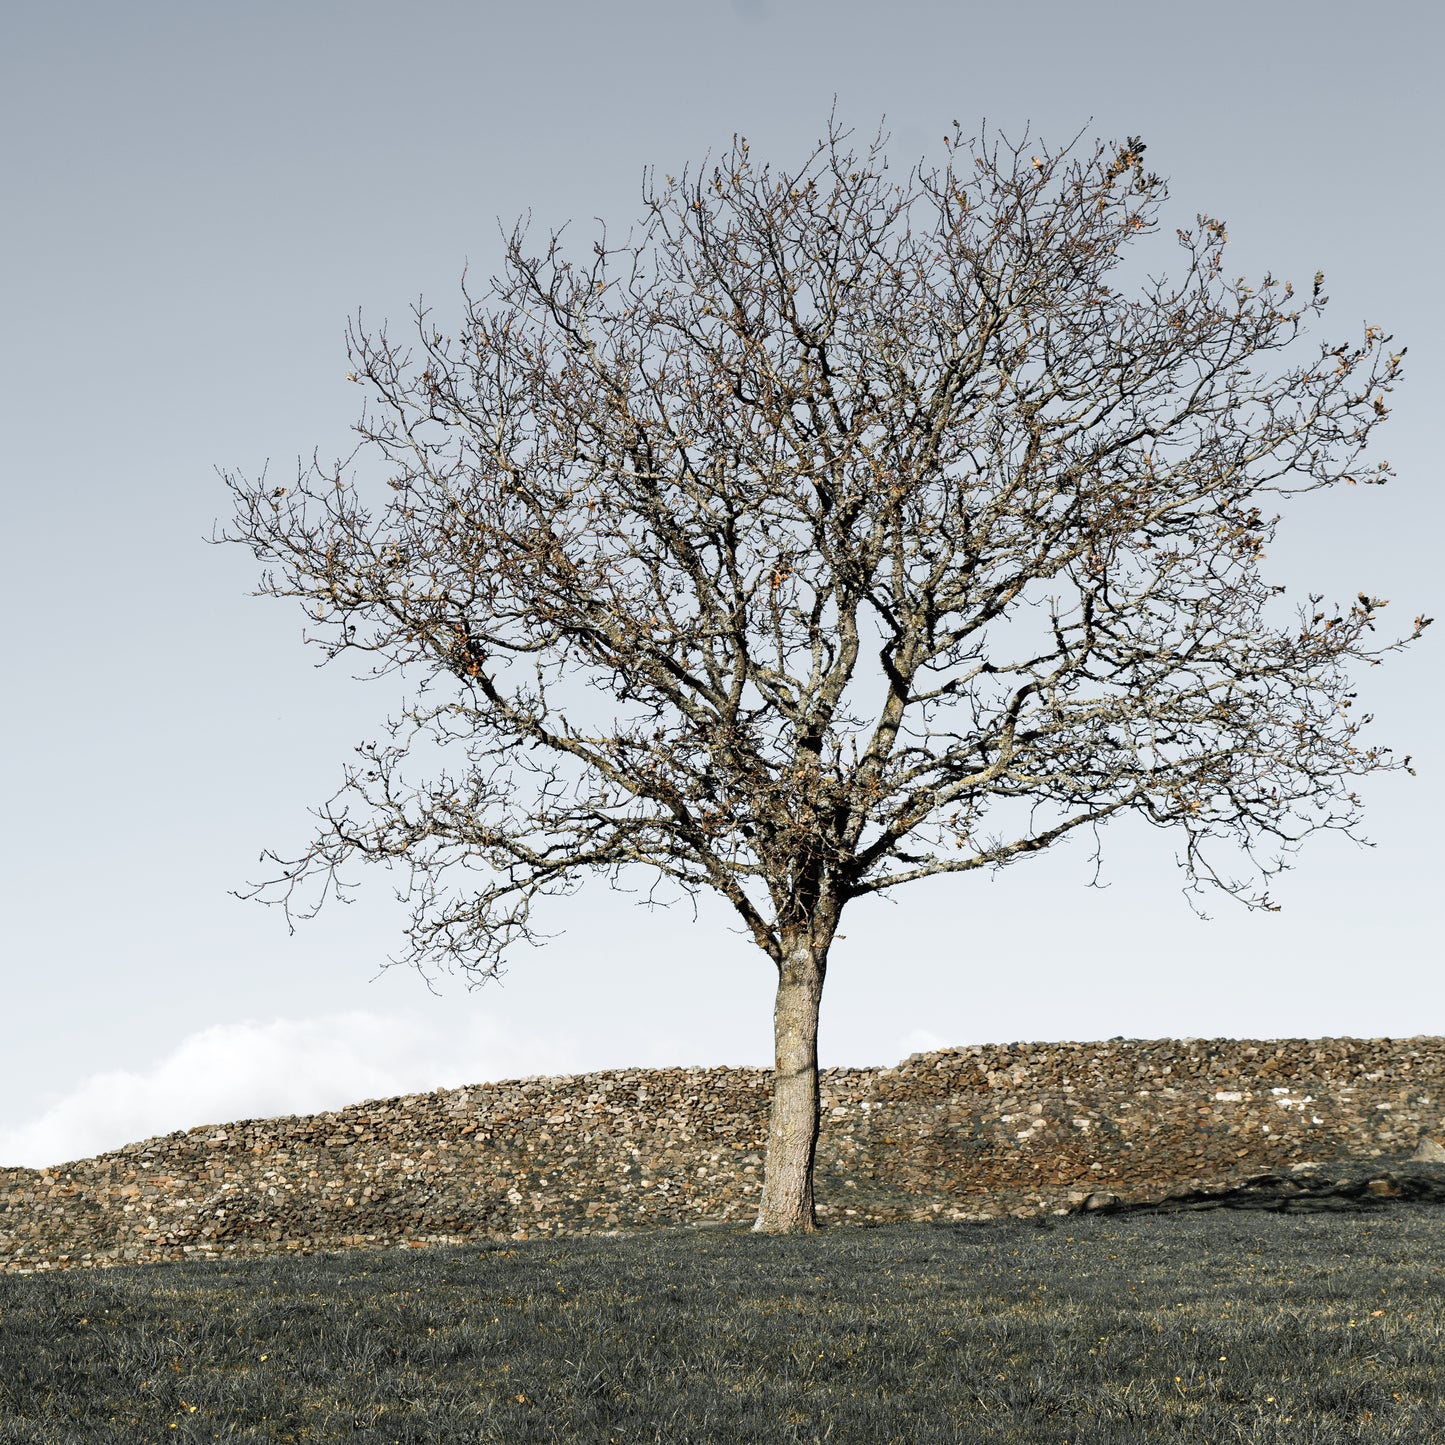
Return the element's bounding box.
[899,1027,949,1059]
[0,1012,584,1170]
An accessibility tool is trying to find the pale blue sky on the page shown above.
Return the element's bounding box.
[2,0,1440,1167]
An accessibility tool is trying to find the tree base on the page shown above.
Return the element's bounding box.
[751,1211,819,1235]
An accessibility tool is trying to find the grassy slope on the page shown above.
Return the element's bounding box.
[1,1210,1442,1443]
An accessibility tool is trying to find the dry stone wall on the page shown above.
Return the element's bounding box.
[3,1037,1442,1273]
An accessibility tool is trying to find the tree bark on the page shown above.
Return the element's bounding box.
[753,937,826,1234]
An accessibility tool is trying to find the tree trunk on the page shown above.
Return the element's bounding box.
[753,937,826,1234]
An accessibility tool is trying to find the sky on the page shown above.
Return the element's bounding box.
[2,0,1441,1170]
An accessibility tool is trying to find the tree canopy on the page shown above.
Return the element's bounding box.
[223,121,1427,1231]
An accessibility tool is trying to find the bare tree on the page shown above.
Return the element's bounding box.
[221,121,1429,1234]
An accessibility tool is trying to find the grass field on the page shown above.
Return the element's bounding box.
[2,1207,1442,1443]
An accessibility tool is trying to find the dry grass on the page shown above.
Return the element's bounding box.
[2,1207,1442,1442]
